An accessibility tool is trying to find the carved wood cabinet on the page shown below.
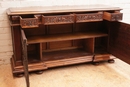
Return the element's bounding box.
[7,5,130,87]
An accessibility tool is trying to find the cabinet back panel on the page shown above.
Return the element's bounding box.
[94,37,108,53]
[75,22,103,32]
[49,40,72,49]
[48,24,73,34]
[24,24,46,37]
[73,39,84,47]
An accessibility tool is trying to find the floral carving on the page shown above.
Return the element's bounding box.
[20,18,38,28]
[43,15,74,25]
[111,14,122,21]
[76,13,103,22]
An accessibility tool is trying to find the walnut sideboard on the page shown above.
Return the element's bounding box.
[7,5,130,87]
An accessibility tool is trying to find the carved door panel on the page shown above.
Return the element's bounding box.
[21,30,30,87]
[109,22,130,64]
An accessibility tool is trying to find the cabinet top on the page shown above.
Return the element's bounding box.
[7,4,122,15]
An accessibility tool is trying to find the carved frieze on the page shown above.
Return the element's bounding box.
[43,15,74,25]
[76,13,103,22]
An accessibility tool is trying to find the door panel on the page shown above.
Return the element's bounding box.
[109,21,130,64]
[21,30,30,87]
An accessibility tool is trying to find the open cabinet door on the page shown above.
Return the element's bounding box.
[21,30,30,87]
[109,21,130,64]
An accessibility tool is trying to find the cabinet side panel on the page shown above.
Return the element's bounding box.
[12,27,22,66]
[49,40,72,49]
[109,22,130,64]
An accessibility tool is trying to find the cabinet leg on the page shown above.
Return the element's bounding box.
[14,73,24,77]
[108,59,115,63]
[35,70,44,74]
[92,62,100,65]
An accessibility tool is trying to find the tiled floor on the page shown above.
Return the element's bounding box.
[0,59,130,87]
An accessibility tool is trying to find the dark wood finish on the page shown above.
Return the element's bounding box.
[109,22,130,64]
[93,54,110,62]
[108,59,115,63]
[7,5,130,87]
[21,30,30,87]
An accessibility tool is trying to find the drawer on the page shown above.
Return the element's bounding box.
[34,15,42,23]
[76,12,103,23]
[103,11,123,21]
[20,15,39,28]
[42,14,74,25]
[93,54,110,62]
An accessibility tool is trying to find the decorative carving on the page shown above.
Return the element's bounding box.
[111,13,122,21]
[76,13,103,22]
[43,15,74,25]
[20,17,38,28]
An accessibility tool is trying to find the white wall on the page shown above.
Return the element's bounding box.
[0,0,130,65]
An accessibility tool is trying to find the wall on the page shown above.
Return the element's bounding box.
[0,0,130,65]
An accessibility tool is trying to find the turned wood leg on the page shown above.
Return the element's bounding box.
[108,59,115,63]
[35,70,44,74]
[92,62,100,65]
[14,73,24,77]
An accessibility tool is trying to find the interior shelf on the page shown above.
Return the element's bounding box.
[27,32,108,44]
[42,49,93,61]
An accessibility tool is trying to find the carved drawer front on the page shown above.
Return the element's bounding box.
[103,11,123,21]
[42,15,74,25]
[20,15,39,28]
[76,12,103,23]
[93,54,110,62]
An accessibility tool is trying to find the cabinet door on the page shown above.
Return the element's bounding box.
[21,30,30,87]
[109,22,130,64]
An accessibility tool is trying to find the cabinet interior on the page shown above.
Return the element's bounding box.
[22,21,108,63]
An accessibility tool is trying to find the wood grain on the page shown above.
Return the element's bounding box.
[27,32,108,44]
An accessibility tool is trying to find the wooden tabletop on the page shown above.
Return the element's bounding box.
[7,4,122,15]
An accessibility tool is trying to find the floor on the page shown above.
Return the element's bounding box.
[0,59,130,87]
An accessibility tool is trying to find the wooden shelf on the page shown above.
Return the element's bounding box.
[42,49,92,61]
[42,49,93,67]
[27,32,108,44]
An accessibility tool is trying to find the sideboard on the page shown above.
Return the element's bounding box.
[7,5,130,87]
